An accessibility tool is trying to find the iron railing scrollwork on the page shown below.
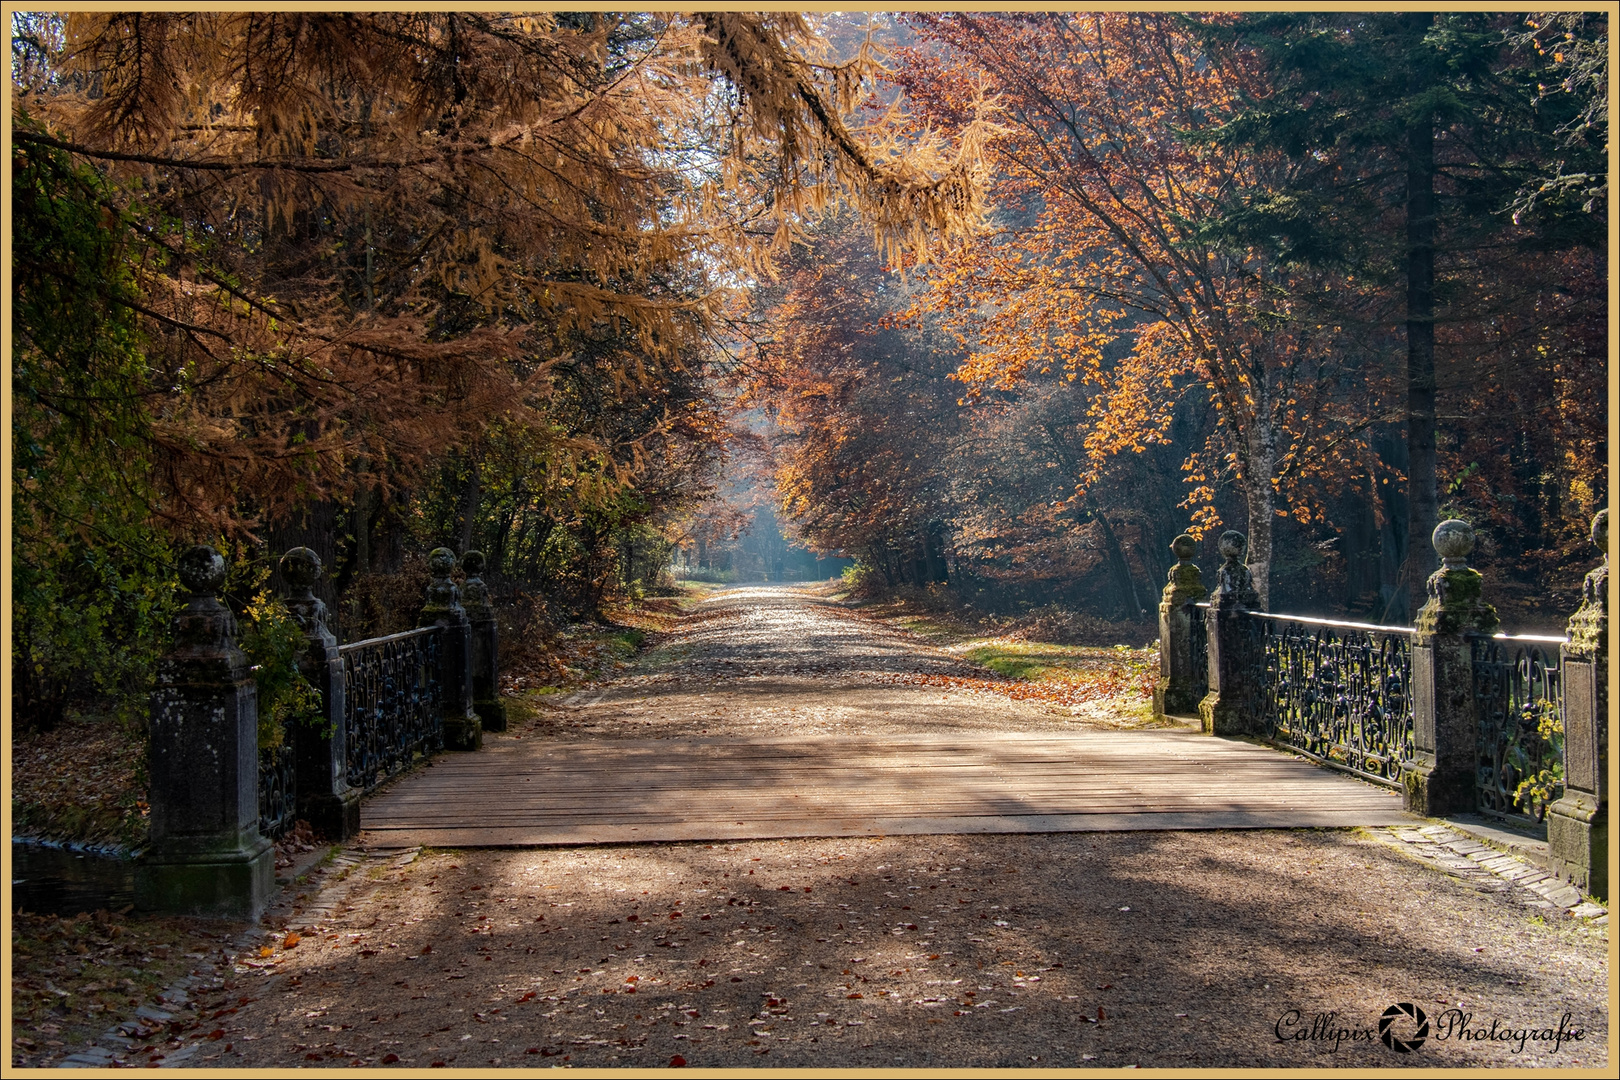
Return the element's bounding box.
[258,739,298,839]
[342,627,444,794]
[1470,636,1565,825]
[1252,612,1415,788]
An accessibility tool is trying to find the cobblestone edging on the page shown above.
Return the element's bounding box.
[56,848,418,1069]
[1373,824,1608,926]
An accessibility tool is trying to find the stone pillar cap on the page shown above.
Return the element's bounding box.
[1432,519,1475,564]
[280,547,323,588]
[178,545,227,596]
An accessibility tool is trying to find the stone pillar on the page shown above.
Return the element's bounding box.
[135,545,275,919]
[461,551,507,733]
[1198,530,1262,736]
[1404,519,1499,817]
[1154,534,1207,718]
[1549,509,1608,900]
[422,546,481,750]
[281,547,359,840]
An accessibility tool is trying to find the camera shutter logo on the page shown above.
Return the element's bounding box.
[1379,1003,1430,1052]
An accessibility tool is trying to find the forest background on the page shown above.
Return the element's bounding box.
[8,10,1609,737]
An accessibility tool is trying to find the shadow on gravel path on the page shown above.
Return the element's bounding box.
[23,586,1609,1070]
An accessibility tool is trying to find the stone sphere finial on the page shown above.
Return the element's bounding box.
[279,547,322,590]
[462,550,487,576]
[1431,519,1475,566]
[1591,508,1608,553]
[1217,530,1247,561]
[1170,534,1197,562]
[178,545,227,597]
[428,547,457,577]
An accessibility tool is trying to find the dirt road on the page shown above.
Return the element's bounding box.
[41,586,1611,1069]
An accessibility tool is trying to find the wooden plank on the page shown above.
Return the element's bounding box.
[357,730,1413,848]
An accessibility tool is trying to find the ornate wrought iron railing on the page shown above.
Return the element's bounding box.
[258,741,298,839]
[1471,634,1566,826]
[1251,611,1416,788]
[342,626,444,794]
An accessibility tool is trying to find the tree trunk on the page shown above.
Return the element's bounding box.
[455,454,482,554]
[1401,12,1438,620]
[1093,503,1145,619]
[1242,399,1278,612]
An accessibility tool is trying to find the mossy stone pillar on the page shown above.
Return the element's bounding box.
[1154,534,1207,718]
[1404,520,1498,817]
[461,551,507,733]
[422,546,481,750]
[281,547,359,840]
[1549,509,1608,900]
[136,545,275,920]
[1199,530,1262,736]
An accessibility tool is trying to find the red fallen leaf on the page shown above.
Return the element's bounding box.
[283,933,301,949]
[669,911,682,919]
[361,950,379,958]
[626,975,639,982]
[382,1053,400,1063]
[700,914,711,920]
[803,887,812,893]
[223,1045,233,1053]
[847,993,863,999]
[906,924,918,930]
[524,1048,540,1055]
[534,915,544,922]
[670,1055,688,1067]
[1098,1007,1106,1021]
[730,977,742,983]
[517,992,536,1003]
[306,1052,323,1060]
[206,1029,225,1040]
[627,914,638,922]
[421,944,432,955]
[431,1061,447,1068]
[778,886,791,892]
[1097,984,1112,990]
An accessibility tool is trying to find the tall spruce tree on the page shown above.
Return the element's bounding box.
[1194,11,1599,619]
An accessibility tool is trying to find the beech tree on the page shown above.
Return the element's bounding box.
[891,12,1402,608]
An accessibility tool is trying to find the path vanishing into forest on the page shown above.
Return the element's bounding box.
[359,585,1407,848]
[37,586,1609,1071]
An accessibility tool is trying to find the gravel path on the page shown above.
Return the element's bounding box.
[48,586,1611,1069]
[538,584,1114,742]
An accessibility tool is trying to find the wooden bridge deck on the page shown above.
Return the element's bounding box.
[356,728,1412,849]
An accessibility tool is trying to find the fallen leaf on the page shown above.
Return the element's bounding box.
[670,1054,687,1067]
[283,933,301,949]
[382,1053,400,1063]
